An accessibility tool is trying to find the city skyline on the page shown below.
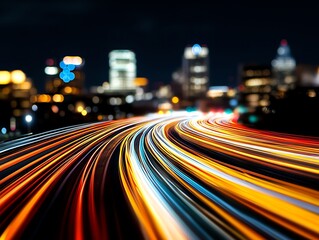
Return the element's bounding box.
[1,2,319,238]
[1,1,318,92]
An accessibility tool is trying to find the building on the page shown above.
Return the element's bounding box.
[109,50,136,91]
[271,39,296,95]
[0,70,36,135]
[181,44,209,99]
[236,64,275,125]
[238,64,274,110]
[45,56,85,95]
[295,64,319,87]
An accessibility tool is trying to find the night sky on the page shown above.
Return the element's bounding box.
[0,0,318,92]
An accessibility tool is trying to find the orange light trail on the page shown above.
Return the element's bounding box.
[1,112,318,239]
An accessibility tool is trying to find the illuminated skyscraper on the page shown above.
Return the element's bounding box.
[109,50,136,91]
[271,39,296,93]
[182,44,209,99]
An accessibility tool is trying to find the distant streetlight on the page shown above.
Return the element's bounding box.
[25,114,32,123]
[25,114,33,133]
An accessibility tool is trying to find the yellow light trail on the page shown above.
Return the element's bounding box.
[0,111,318,239]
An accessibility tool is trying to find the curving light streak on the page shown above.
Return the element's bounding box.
[1,112,318,239]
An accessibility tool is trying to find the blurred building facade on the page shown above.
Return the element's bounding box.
[0,70,36,136]
[271,39,296,98]
[238,64,273,111]
[109,50,136,91]
[45,56,85,95]
[181,44,209,99]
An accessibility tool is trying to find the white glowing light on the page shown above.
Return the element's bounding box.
[25,114,33,123]
[125,95,134,103]
[44,66,59,75]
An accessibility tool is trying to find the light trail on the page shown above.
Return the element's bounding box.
[1,112,318,239]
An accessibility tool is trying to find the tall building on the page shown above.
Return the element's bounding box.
[109,50,136,91]
[181,44,209,99]
[271,39,296,94]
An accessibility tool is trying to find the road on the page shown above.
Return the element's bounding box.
[1,111,318,239]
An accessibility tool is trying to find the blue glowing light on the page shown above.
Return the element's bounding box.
[192,44,202,56]
[59,61,75,83]
[1,127,7,134]
[229,99,238,107]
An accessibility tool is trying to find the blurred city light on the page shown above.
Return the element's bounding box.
[0,71,11,85]
[59,61,75,83]
[134,77,148,87]
[37,94,51,103]
[81,110,88,116]
[32,104,38,111]
[63,56,83,66]
[52,94,64,102]
[92,96,100,104]
[11,70,26,84]
[51,105,59,113]
[1,127,7,134]
[192,44,202,55]
[171,96,179,104]
[44,66,59,75]
[307,89,316,98]
[25,114,33,123]
[125,95,134,103]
